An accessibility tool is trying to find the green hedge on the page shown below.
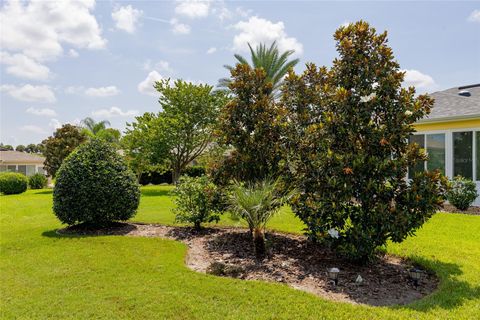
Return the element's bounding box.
[29,173,48,189]
[0,172,28,195]
[446,176,478,210]
[53,139,141,226]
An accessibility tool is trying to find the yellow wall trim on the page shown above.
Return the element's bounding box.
[414,118,480,132]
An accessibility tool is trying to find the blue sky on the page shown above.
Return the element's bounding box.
[1,0,479,146]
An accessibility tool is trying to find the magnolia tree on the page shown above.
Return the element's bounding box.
[214,64,285,184]
[281,21,448,262]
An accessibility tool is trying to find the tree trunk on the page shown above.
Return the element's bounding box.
[194,221,202,231]
[253,228,265,258]
[172,166,181,185]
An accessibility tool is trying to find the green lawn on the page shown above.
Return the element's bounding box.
[1,185,479,319]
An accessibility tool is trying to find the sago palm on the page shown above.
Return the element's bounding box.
[218,41,299,97]
[229,179,293,258]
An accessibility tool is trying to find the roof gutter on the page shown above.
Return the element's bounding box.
[416,113,480,124]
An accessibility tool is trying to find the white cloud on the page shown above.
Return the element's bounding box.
[92,107,138,118]
[143,60,173,73]
[112,5,143,33]
[64,86,85,94]
[232,16,303,55]
[0,0,105,80]
[468,9,480,22]
[20,125,47,135]
[26,107,57,117]
[49,118,62,130]
[0,51,51,81]
[1,84,56,103]
[206,47,217,54]
[138,71,163,96]
[85,86,120,97]
[175,0,210,18]
[170,18,191,35]
[402,69,437,91]
[68,49,79,58]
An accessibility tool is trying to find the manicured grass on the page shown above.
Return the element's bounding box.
[1,185,479,319]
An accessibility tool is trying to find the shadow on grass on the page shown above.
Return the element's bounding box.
[42,222,136,238]
[33,189,53,195]
[141,188,172,197]
[392,255,480,312]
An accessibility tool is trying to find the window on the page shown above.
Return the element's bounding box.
[26,165,36,176]
[7,165,16,172]
[453,131,473,179]
[426,134,446,175]
[477,132,480,181]
[408,134,425,179]
[0,165,6,172]
[17,165,27,175]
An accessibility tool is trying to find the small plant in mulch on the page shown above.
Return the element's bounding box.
[228,179,295,258]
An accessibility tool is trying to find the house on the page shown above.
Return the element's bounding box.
[0,151,46,176]
[412,84,480,205]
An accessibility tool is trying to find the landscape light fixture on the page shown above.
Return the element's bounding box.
[327,267,340,285]
[409,268,422,287]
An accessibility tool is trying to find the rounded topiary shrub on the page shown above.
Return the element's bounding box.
[53,139,140,226]
[0,172,28,195]
[29,173,48,189]
[446,176,478,211]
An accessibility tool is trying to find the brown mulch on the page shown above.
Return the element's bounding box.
[57,223,439,306]
[440,204,480,215]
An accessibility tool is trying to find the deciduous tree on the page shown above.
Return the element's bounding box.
[42,124,87,177]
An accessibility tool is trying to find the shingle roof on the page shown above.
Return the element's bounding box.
[419,84,480,122]
[0,151,45,163]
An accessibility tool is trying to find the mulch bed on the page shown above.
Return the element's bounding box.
[440,204,480,215]
[57,222,439,306]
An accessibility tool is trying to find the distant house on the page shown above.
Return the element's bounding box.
[0,151,46,176]
[412,84,480,205]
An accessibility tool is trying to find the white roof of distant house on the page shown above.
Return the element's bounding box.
[0,151,45,164]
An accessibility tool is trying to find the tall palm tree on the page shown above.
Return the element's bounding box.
[218,41,299,96]
[81,117,111,135]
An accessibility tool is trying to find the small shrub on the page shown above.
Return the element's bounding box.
[53,139,140,226]
[183,165,206,178]
[0,172,28,195]
[229,179,293,258]
[172,176,222,230]
[29,173,48,189]
[446,176,478,211]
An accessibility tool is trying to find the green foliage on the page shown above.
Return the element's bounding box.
[183,165,206,177]
[228,179,292,257]
[172,176,222,230]
[28,173,47,189]
[81,117,121,144]
[125,80,228,183]
[15,145,26,152]
[214,64,284,184]
[42,124,88,177]
[53,139,140,226]
[0,143,14,151]
[446,176,478,210]
[0,172,28,195]
[25,143,44,154]
[282,21,448,263]
[219,41,299,97]
[81,117,111,135]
